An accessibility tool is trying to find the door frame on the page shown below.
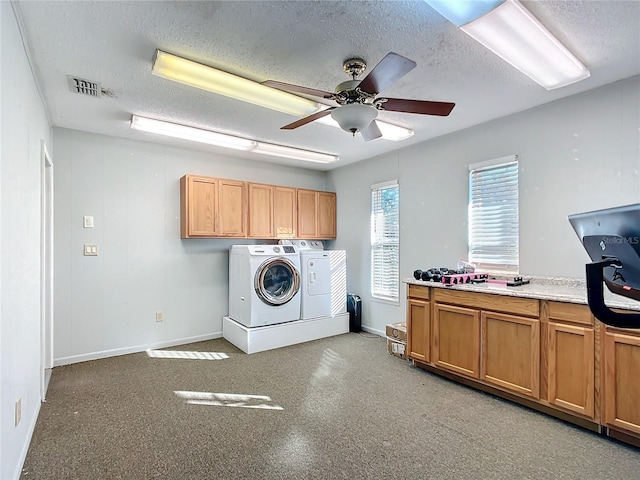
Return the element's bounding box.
[40,140,53,400]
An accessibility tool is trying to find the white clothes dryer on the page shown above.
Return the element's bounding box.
[229,244,301,327]
[283,240,347,320]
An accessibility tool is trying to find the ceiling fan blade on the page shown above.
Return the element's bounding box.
[380,98,455,116]
[361,120,383,141]
[262,80,335,100]
[281,108,335,130]
[357,52,417,94]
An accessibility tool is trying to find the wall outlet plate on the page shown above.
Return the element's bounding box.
[83,244,98,256]
[156,311,164,322]
[83,215,94,228]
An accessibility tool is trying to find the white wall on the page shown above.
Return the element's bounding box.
[52,128,326,365]
[1,3,52,479]
[327,76,640,335]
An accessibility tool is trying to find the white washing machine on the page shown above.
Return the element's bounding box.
[228,244,301,327]
[283,240,347,320]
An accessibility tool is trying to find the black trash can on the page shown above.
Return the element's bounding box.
[347,293,361,333]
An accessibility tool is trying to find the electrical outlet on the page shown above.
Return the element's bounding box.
[83,244,98,256]
[83,215,94,228]
[156,311,164,322]
[15,398,21,426]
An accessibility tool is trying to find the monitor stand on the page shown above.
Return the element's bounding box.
[586,258,640,328]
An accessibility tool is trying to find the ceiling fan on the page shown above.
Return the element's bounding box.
[262,52,455,141]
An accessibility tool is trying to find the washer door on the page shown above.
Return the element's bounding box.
[254,257,300,306]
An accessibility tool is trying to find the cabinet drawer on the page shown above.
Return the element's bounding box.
[547,301,593,326]
[408,284,429,300]
[434,289,539,317]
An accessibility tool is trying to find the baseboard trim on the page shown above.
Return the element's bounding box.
[361,325,384,337]
[53,332,223,366]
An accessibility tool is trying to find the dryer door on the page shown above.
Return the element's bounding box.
[254,257,300,306]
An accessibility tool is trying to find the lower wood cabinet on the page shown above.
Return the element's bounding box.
[433,304,480,378]
[481,311,540,399]
[407,298,429,362]
[547,322,594,418]
[603,330,640,434]
[406,283,640,447]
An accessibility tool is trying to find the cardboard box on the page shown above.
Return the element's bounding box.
[385,322,407,359]
[387,338,407,359]
[385,322,407,342]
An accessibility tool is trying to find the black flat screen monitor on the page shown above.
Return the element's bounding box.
[569,203,640,301]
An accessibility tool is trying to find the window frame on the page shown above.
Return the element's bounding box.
[370,180,400,304]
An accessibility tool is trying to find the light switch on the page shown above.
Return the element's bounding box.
[84,244,98,256]
[83,216,94,228]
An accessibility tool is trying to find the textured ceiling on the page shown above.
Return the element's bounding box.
[13,0,640,171]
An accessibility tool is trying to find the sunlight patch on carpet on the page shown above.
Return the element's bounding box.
[146,349,229,360]
[174,391,284,410]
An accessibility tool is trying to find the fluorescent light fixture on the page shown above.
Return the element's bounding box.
[152,50,319,117]
[425,0,590,90]
[130,115,256,151]
[252,143,337,164]
[426,0,505,27]
[130,115,338,164]
[316,116,414,142]
[374,120,414,141]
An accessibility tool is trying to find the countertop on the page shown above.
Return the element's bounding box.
[403,275,640,312]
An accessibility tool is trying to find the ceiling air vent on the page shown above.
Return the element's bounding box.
[67,76,115,98]
[68,76,100,97]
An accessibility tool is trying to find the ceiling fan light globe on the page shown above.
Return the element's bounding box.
[331,104,378,134]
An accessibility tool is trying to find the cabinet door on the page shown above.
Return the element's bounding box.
[218,179,247,237]
[407,299,430,363]
[433,304,480,378]
[481,311,540,399]
[273,186,297,239]
[297,189,317,238]
[181,175,217,237]
[317,191,336,239]
[604,331,640,434]
[548,322,594,417]
[248,183,273,238]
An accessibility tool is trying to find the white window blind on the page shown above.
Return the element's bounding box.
[371,181,399,302]
[468,156,519,273]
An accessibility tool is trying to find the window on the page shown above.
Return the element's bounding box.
[371,180,399,302]
[468,155,519,273]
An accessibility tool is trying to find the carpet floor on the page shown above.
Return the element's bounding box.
[21,333,640,479]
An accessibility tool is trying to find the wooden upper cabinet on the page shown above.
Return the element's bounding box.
[248,183,274,238]
[248,183,297,239]
[297,189,336,239]
[180,174,246,238]
[297,189,318,238]
[218,178,247,236]
[181,175,217,237]
[317,191,337,239]
[273,186,297,239]
[181,175,333,239]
